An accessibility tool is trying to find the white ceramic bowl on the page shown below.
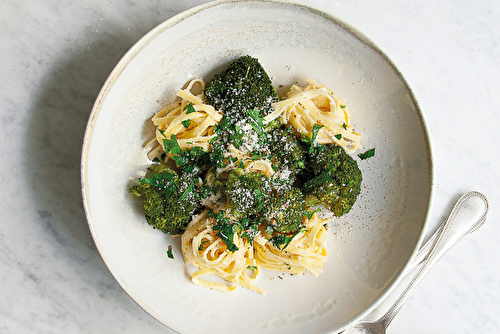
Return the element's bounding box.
[81,1,433,333]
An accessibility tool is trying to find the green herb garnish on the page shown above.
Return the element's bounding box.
[304,208,321,219]
[184,102,196,114]
[207,210,240,252]
[302,123,324,153]
[199,240,209,251]
[167,246,174,259]
[270,227,305,250]
[179,182,195,201]
[246,109,267,140]
[213,221,239,252]
[358,148,376,160]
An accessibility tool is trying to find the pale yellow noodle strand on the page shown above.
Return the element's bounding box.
[148,78,223,159]
[264,78,362,154]
[182,210,264,295]
[254,213,329,277]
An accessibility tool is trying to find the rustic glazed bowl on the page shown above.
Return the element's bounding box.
[81,1,433,333]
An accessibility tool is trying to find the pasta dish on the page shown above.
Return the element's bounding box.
[129,56,365,294]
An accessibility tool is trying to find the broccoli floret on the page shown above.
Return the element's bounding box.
[204,56,279,123]
[224,168,272,219]
[129,164,200,235]
[301,145,362,216]
[268,126,306,172]
[267,127,306,191]
[203,56,280,159]
[264,188,306,233]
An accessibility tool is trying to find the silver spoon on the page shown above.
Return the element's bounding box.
[342,191,489,334]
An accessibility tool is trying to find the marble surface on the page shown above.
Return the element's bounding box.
[0,0,498,333]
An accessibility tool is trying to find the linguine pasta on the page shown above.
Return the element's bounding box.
[181,210,264,294]
[181,210,329,294]
[147,78,223,159]
[264,78,362,154]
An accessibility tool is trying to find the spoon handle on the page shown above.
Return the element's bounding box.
[379,191,489,326]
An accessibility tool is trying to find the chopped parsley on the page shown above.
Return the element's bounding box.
[229,123,244,148]
[184,102,196,114]
[213,221,239,252]
[137,171,175,187]
[198,240,209,251]
[358,148,376,160]
[302,123,324,153]
[270,227,305,250]
[304,208,321,219]
[246,108,267,141]
[159,131,189,167]
[179,182,195,201]
[207,209,240,252]
[167,246,174,259]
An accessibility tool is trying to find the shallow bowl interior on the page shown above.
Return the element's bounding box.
[82,1,433,333]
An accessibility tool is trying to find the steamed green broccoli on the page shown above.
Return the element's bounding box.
[224,168,272,219]
[263,127,307,192]
[129,164,200,235]
[268,126,306,171]
[204,56,279,123]
[301,144,362,217]
[265,188,306,234]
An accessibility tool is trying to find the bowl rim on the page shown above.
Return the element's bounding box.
[81,0,434,332]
